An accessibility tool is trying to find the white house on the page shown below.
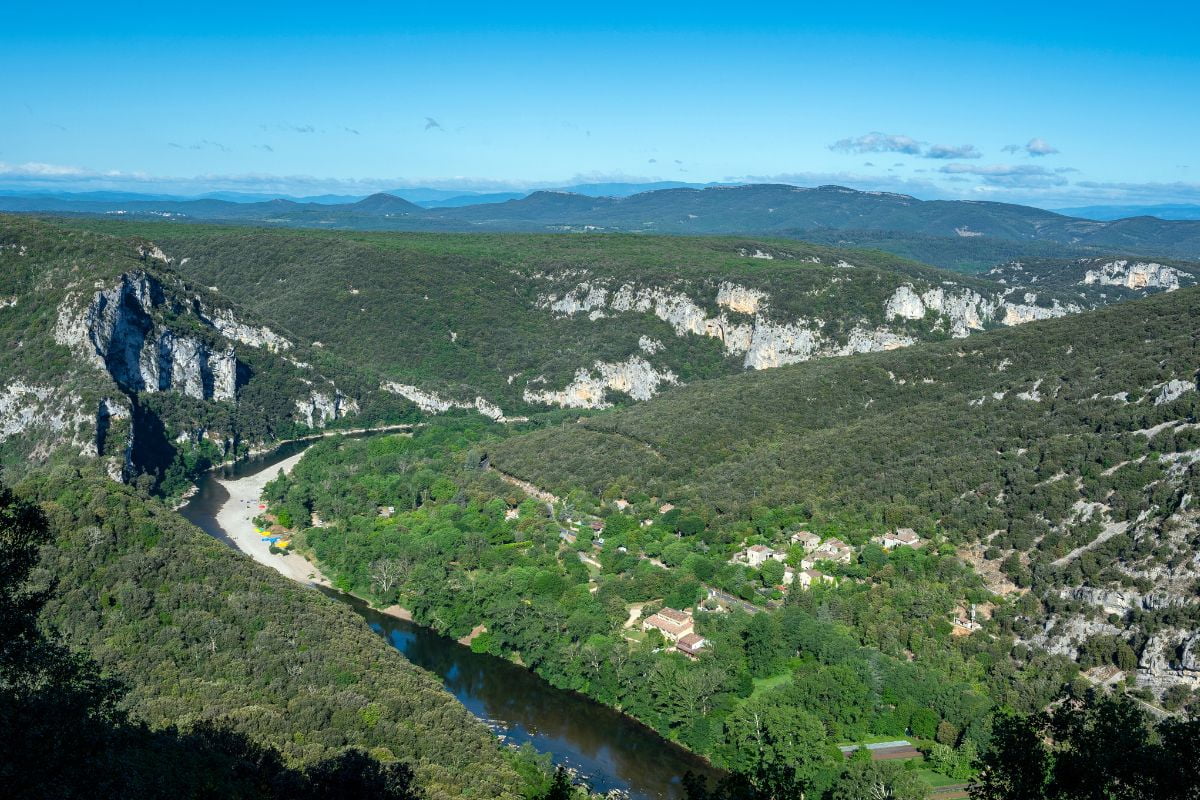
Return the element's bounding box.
[876,528,922,550]
[790,530,821,552]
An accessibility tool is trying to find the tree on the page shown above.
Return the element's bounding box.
[829,757,926,800]
[743,614,785,677]
[723,696,830,782]
[759,559,785,587]
[534,767,574,800]
[370,559,405,598]
[969,710,1052,800]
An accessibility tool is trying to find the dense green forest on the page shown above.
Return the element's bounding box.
[4,467,527,800]
[262,422,1082,796]
[489,286,1200,698]
[54,216,1086,408]
[0,484,428,799]
[0,215,420,492]
[491,284,1199,562]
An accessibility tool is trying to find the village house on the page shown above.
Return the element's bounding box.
[659,503,676,514]
[614,499,630,510]
[675,633,708,659]
[642,607,695,642]
[790,530,821,552]
[781,565,796,586]
[797,569,835,589]
[817,538,855,563]
[875,528,922,550]
[732,543,786,567]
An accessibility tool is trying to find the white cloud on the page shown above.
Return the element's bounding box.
[924,143,982,159]
[1001,138,1060,157]
[830,132,923,155]
[1025,137,1059,156]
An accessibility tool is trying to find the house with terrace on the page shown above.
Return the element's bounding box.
[642,607,695,642]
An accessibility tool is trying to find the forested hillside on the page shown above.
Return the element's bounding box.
[0,485,427,800]
[262,423,1035,798]
[9,468,524,799]
[29,216,1132,420]
[0,216,414,492]
[491,287,1200,701]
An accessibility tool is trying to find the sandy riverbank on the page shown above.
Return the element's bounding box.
[213,449,331,586]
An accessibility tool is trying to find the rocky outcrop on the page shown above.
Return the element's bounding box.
[1138,631,1200,696]
[540,281,918,371]
[0,381,86,446]
[199,305,293,353]
[884,284,1080,336]
[92,397,133,482]
[716,282,766,315]
[55,272,238,402]
[638,336,664,355]
[1058,586,1194,615]
[381,382,510,422]
[1155,378,1197,406]
[1083,260,1184,291]
[294,391,359,428]
[523,357,678,409]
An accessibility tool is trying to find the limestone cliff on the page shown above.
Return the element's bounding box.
[381,382,510,422]
[295,390,360,428]
[523,357,678,409]
[55,271,238,402]
[539,279,920,372]
[883,283,1080,336]
[1082,260,1185,291]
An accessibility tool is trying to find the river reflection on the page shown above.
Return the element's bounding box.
[182,438,724,799]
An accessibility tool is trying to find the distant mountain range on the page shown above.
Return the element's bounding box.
[5,183,1200,263]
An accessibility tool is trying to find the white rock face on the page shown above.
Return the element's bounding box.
[1082,260,1184,291]
[201,306,293,352]
[716,282,766,314]
[884,283,1078,337]
[999,300,1079,325]
[883,285,927,321]
[380,382,509,421]
[55,272,240,402]
[523,357,678,409]
[137,244,172,264]
[294,391,359,428]
[1155,379,1197,406]
[638,336,664,355]
[0,380,96,461]
[737,248,775,259]
[542,281,916,371]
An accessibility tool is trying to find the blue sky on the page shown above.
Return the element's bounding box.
[3,1,1198,207]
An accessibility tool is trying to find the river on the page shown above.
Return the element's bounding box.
[180,438,724,800]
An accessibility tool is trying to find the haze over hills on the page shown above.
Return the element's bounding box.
[1055,203,1200,221]
[6,184,1200,268]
